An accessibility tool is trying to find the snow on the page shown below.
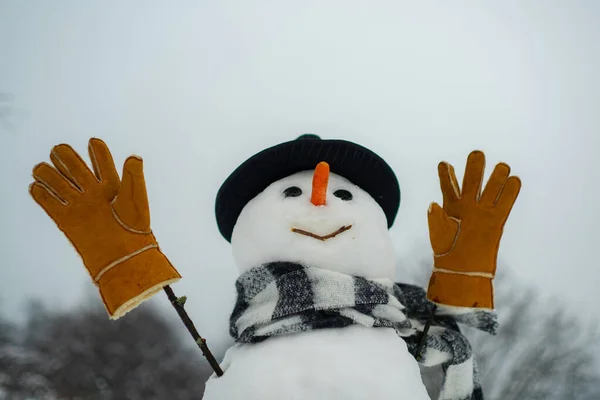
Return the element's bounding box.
[231,170,396,280]
[202,325,430,400]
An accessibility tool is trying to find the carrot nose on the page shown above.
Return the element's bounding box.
[311,162,330,206]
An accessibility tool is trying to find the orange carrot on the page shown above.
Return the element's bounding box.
[311,161,330,206]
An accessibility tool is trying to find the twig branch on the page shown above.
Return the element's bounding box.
[163,285,224,376]
[291,225,352,241]
[415,304,438,361]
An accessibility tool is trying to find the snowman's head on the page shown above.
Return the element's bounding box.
[230,162,396,279]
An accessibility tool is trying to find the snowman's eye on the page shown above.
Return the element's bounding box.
[333,189,353,201]
[283,186,302,198]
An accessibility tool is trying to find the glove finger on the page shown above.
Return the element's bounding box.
[461,150,486,202]
[480,162,511,206]
[32,162,80,202]
[495,176,521,218]
[428,202,460,255]
[438,162,460,205]
[29,181,68,220]
[88,138,120,191]
[112,156,151,233]
[50,144,96,191]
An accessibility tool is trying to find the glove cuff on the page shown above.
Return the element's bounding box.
[426,270,494,309]
[96,246,182,319]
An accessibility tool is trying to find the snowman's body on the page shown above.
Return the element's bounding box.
[203,325,429,399]
[204,167,431,398]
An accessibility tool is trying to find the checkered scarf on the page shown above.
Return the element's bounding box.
[230,262,497,400]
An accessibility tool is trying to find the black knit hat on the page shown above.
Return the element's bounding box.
[215,134,400,242]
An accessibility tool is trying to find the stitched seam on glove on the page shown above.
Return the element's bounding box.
[30,179,68,205]
[432,268,493,279]
[110,197,152,234]
[432,217,462,257]
[94,243,158,282]
[51,151,84,193]
[88,143,103,182]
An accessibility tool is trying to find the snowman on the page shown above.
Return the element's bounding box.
[29,134,520,399]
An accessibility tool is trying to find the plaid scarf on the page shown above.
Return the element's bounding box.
[230,262,497,400]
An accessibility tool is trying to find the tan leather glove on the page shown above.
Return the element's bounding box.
[29,138,181,319]
[426,150,521,309]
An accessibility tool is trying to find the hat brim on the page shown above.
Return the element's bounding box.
[215,137,400,242]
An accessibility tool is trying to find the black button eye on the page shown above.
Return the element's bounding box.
[283,186,302,198]
[333,189,353,201]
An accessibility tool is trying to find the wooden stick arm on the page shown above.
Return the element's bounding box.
[163,285,224,376]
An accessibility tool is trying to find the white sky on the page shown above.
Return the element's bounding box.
[1,1,599,354]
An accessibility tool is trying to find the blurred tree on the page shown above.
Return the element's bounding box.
[0,299,213,400]
[407,259,600,400]
[0,301,55,400]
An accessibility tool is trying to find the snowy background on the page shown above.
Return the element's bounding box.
[1,1,600,398]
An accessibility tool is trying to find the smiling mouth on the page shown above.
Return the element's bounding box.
[291,225,353,241]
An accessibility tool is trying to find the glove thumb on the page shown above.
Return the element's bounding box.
[112,156,151,233]
[428,202,460,255]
